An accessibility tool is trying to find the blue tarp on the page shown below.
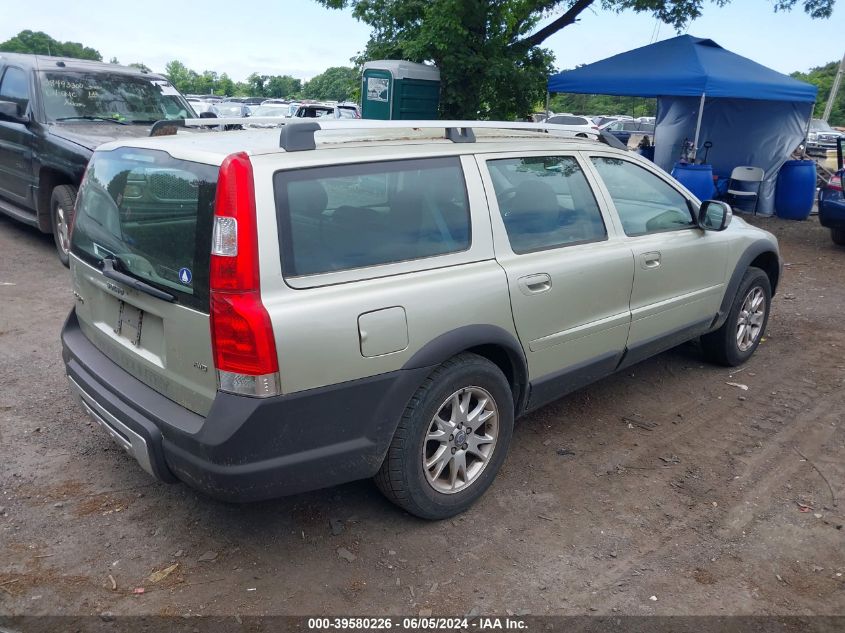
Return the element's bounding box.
[547,35,817,103]
[547,35,818,215]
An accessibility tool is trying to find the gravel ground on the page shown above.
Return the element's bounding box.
[0,212,843,619]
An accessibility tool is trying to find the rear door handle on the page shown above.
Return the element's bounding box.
[641,251,661,269]
[517,273,552,295]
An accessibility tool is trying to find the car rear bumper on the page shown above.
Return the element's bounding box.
[61,309,429,502]
[819,189,845,229]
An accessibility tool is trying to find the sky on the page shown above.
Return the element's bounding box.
[0,0,841,82]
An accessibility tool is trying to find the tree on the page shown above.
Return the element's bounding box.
[0,30,101,61]
[129,62,152,73]
[302,66,358,101]
[792,60,844,126]
[316,0,836,120]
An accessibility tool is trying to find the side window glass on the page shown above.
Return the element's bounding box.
[591,157,695,236]
[275,157,471,276]
[0,67,30,113]
[488,156,607,254]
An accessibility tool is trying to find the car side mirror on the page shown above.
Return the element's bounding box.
[0,100,29,124]
[199,111,218,118]
[698,200,732,231]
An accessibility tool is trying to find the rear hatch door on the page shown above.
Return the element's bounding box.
[70,146,218,416]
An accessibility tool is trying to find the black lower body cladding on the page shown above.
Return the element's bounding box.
[61,309,430,502]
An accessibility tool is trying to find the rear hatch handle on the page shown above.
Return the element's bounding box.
[101,257,176,303]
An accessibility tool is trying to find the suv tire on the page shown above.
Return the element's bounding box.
[701,267,771,366]
[51,185,78,267]
[831,228,845,246]
[375,353,514,520]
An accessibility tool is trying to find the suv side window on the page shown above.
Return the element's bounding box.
[590,157,695,236]
[488,156,606,254]
[0,67,30,113]
[274,157,470,276]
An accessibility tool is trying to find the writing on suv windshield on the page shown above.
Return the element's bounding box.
[41,72,194,123]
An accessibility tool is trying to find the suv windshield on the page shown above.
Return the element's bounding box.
[40,71,195,123]
[810,119,835,132]
[70,147,217,311]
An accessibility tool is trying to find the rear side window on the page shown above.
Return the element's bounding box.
[488,156,606,254]
[274,157,470,276]
[70,148,217,311]
[591,157,694,236]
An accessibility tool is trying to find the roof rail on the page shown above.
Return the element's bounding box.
[274,119,598,151]
[147,117,623,151]
[148,117,291,136]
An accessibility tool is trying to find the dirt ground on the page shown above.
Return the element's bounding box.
[0,212,843,619]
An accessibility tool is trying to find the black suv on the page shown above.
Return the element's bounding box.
[0,53,197,265]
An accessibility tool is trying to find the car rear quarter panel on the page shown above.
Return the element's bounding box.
[250,153,520,396]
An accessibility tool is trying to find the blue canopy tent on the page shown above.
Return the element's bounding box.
[547,35,818,215]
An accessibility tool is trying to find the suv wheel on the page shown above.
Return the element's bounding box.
[51,185,78,267]
[701,266,771,366]
[831,228,845,246]
[375,353,514,520]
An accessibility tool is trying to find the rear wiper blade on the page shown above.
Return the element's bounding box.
[101,257,175,302]
[55,116,129,125]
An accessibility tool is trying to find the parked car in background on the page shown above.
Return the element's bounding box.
[293,103,335,118]
[246,104,290,127]
[186,97,212,115]
[819,137,845,246]
[545,114,598,136]
[806,118,844,155]
[600,119,655,147]
[336,102,361,119]
[61,119,780,519]
[0,52,196,265]
[210,101,251,118]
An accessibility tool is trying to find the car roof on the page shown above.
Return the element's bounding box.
[0,52,165,80]
[95,124,620,166]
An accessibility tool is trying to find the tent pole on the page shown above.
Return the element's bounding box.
[545,91,550,118]
[693,92,706,163]
[801,106,814,158]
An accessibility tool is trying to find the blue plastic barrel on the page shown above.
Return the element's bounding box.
[775,160,816,221]
[671,163,715,201]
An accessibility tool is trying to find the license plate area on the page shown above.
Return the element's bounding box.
[115,301,144,346]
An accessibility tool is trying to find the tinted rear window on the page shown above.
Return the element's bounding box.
[70,147,217,311]
[274,157,471,277]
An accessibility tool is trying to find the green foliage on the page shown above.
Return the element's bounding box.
[302,66,359,101]
[0,30,102,61]
[791,61,844,126]
[317,0,836,120]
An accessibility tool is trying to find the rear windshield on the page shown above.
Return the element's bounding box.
[70,147,217,312]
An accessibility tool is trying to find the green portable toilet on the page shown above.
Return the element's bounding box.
[361,60,440,120]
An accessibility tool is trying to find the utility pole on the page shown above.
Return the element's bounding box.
[822,50,845,122]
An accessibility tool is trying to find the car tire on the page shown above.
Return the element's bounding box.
[374,353,514,520]
[51,185,78,267]
[701,267,771,367]
[831,228,845,246]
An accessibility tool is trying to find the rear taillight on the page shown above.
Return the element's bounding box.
[209,152,280,397]
[828,175,843,192]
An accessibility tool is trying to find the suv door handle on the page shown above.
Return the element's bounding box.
[641,251,661,269]
[517,273,552,295]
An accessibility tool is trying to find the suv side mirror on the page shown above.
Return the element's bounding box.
[698,200,732,231]
[199,111,218,118]
[0,100,29,124]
